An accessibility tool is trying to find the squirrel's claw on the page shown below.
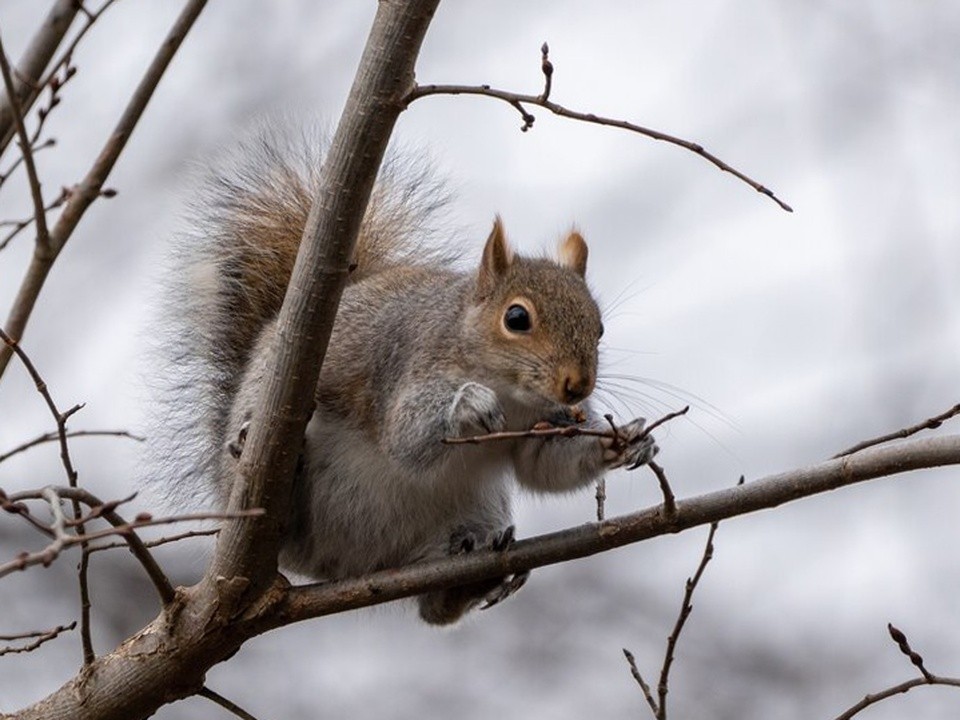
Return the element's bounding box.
[480,571,530,611]
[602,417,659,470]
[447,524,529,613]
[227,420,251,459]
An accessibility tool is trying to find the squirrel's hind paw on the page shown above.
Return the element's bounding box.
[419,524,528,624]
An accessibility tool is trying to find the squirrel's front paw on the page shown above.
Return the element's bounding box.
[448,382,506,437]
[602,417,659,470]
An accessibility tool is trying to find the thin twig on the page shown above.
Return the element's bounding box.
[0,186,69,251]
[622,648,658,716]
[443,406,689,445]
[833,402,960,458]
[0,428,143,464]
[833,624,960,720]
[86,528,219,555]
[887,623,934,682]
[197,687,260,720]
[0,487,262,581]
[656,522,717,719]
[0,328,95,661]
[405,49,791,212]
[622,523,718,720]
[0,621,76,657]
[538,42,553,102]
[0,31,51,251]
[647,461,676,516]
[833,676,960,720]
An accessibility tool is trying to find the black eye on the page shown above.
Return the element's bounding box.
[598,322,605,339]
[504,304,532,332]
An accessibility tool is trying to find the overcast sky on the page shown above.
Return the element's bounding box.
[1,2,959,719]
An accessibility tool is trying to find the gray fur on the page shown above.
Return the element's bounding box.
[154,128,657,626]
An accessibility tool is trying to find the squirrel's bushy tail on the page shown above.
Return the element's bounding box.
[148,125,454,505]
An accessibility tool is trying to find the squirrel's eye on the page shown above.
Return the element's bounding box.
[504,304,532,333]
[598,322,605,339]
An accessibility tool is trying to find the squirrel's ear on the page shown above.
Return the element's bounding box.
[478,215,514,296]
[558,230,588,277]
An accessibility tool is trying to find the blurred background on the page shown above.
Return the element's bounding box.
[1,1,958,718]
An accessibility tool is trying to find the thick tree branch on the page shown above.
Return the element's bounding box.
[278,433,960,622]
[0,0,209,380]
[9,431,957,720]
[207,0,441,602]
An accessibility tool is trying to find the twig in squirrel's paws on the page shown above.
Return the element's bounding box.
[442,405,689,447]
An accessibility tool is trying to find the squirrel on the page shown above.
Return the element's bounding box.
[155,129,658,625]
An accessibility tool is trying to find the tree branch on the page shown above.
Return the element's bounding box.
[10,430,957,720]
[278,433,960,623]
[0,0,209,380]
[404,45,792,213]
[207,0,442,603]
[0,33,51,251]
[833,624,960,720]
[833,402,960,458]
[0,0,79,158]
[0,429,143,464]
[0,622,76,657]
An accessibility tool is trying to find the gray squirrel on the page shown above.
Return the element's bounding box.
[155,130,657,625]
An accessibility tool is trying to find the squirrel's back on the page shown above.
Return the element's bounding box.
[149,126,455,504]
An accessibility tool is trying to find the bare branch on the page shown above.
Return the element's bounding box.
[86,528,218,555]
[0,328,94,660]
[656,523,717,719]
[280,434,960,623]
[405,49,792,212]
[0,622,76,657]
[0,0,80,157]
[0,485,261,582]
[197,687,260,720]
[0,33,51,251]
[647,461,677,516]
[833,624,960,720]
[0,0,209,380]
[595,478,606,521]
[622,523,717,720]
[622,648,658,715]
[887,623,934,682]
[834,676,960,720]
[12,432,959,720]
[0,429,143,464]
[833,402,960,458]
[0,186,69,252]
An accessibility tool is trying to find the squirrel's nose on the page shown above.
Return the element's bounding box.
[562,372,593,404]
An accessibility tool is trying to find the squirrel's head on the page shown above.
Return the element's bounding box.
[468,216,603,409]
